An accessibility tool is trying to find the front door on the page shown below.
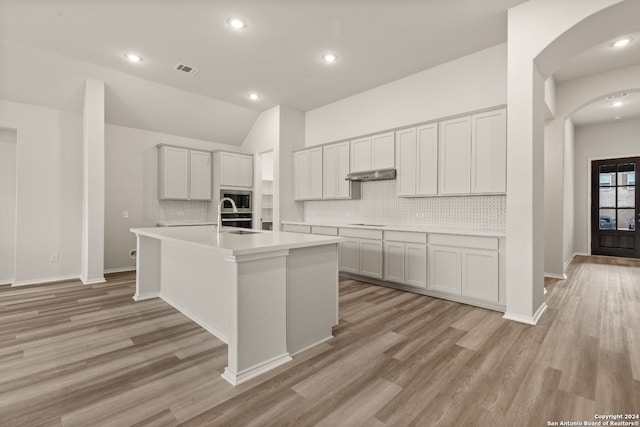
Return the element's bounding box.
[591,157,640,258]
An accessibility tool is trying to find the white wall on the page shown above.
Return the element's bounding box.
[104,124,239,271]
[304,44,507,146]
[278,106,305,226]
[573,117,640,255]
[544,119,565,277]
[563,119,575,264]
[0,128,17,283]
[0,100,83,285]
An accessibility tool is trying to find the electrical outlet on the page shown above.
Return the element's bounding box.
[50,253,58,263]
[122,211,129,219]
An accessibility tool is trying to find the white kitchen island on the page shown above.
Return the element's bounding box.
[130,225,342,386]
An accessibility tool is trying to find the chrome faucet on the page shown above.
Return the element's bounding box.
[217,197,238,234]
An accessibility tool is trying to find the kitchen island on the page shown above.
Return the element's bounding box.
[130,225,343,386]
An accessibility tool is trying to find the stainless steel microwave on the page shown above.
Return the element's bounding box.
[220,190,252,212]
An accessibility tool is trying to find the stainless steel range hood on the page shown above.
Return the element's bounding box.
[345,168,396,182]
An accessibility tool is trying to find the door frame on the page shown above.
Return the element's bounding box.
[586,153,640,256]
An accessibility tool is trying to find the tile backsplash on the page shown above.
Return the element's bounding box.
[304,180,505,230]
[158,200,210,222]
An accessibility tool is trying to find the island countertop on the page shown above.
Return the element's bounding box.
[131,225,344,257]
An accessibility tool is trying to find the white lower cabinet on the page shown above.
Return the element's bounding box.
[383,233,427,288]
[405,243,427,288]
[384,241,405,283]
[427,234,500,304]
[359,239,383,279]
[338,228,383,279]
[339,238,360,274]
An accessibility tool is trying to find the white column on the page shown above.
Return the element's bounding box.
[80,78,106,284]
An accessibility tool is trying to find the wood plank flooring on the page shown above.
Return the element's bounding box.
[1,255,639,426]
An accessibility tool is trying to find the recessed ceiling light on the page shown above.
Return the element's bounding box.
[611,38,633,48]
[227,17,246,30]
[322,53,338,64]
[124,53,143,63]
[613,101,624,107]
[248,92,259,101]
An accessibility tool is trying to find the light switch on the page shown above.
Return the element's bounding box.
[122,211,129,219]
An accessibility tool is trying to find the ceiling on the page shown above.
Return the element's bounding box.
[554,31,640,126]
[0,0,526,114]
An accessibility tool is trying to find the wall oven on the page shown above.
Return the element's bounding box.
[220,190,252,212]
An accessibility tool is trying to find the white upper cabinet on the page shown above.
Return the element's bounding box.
[350,132,395,173]
[294,147,323,200]
[471,109,507,194]
[323,141,351,199]
[397,124,438,197]
[158,145,212,200]
[438,116,471,195]
[159,146,190,200]
[216,151,253,188]
[189,150,212,200]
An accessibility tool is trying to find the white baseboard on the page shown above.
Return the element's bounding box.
[544,273,567,280]
[104,267,136,274]
[221,353,292,386]
[81,277,106,285]
[133,292,160,301]
[160,293,229,344]
[289,335,334,357]
[11,274,80,287]
[0,279,13,286]
[503,302,548,326]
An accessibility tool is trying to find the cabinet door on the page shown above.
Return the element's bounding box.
[190,150,212,200]
[405,243,427,288]
[350,137,372,172]
[461,249,499,302]
[237,154,254,188]
[428,246,461,294]
[396,128,416,197]
[471,109,506,193]
[416,124,438,196]
[219,151,238,186]
[384,241,405,283]
[360,239,383,279]
[323,144,338,199]
[372,132,395,170]
[339,238,360,274]
[336,142,351,198]
[294,151,309,200]
[309,148,323,199]
[161,146,189,199]
[438,117,471,194]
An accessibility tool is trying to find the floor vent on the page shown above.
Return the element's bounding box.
[174,63,200,75]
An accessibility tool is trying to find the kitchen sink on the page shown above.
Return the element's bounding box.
[226,230,261,235]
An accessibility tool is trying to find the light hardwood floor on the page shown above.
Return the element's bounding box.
[1,255,639,426]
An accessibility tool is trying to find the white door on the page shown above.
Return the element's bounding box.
[372,132,395,169]
[350,137,372,172]
[336,142,351,198]
[339,238,360,274]
[220,151,238,186]
[405,243,427,288]
[294,151,309,200]
[416,124,438,196]
[189,150,212,200]
[461,249,499,302]
[323,144,338,199]
[360,239,383,279]
[471,109,506,193]
[396,128,416,197]
[384,241,405,283]
[162,146,189,199]
[309,148,323,199]
[438,117,471,194]
[428,246,461,294]
[237,154,254,188]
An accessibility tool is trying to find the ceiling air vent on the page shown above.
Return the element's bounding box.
[174,63,200,75]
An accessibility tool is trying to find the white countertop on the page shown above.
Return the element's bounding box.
[157,220,216,227]
[131,225,344,256]
[282,221,506,238]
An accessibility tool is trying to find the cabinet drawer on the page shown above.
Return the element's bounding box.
[339,228,383,240]
[429,234,498,250]
[283,224,311,234]
[312,226,338,236]
[384,230,427,244]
